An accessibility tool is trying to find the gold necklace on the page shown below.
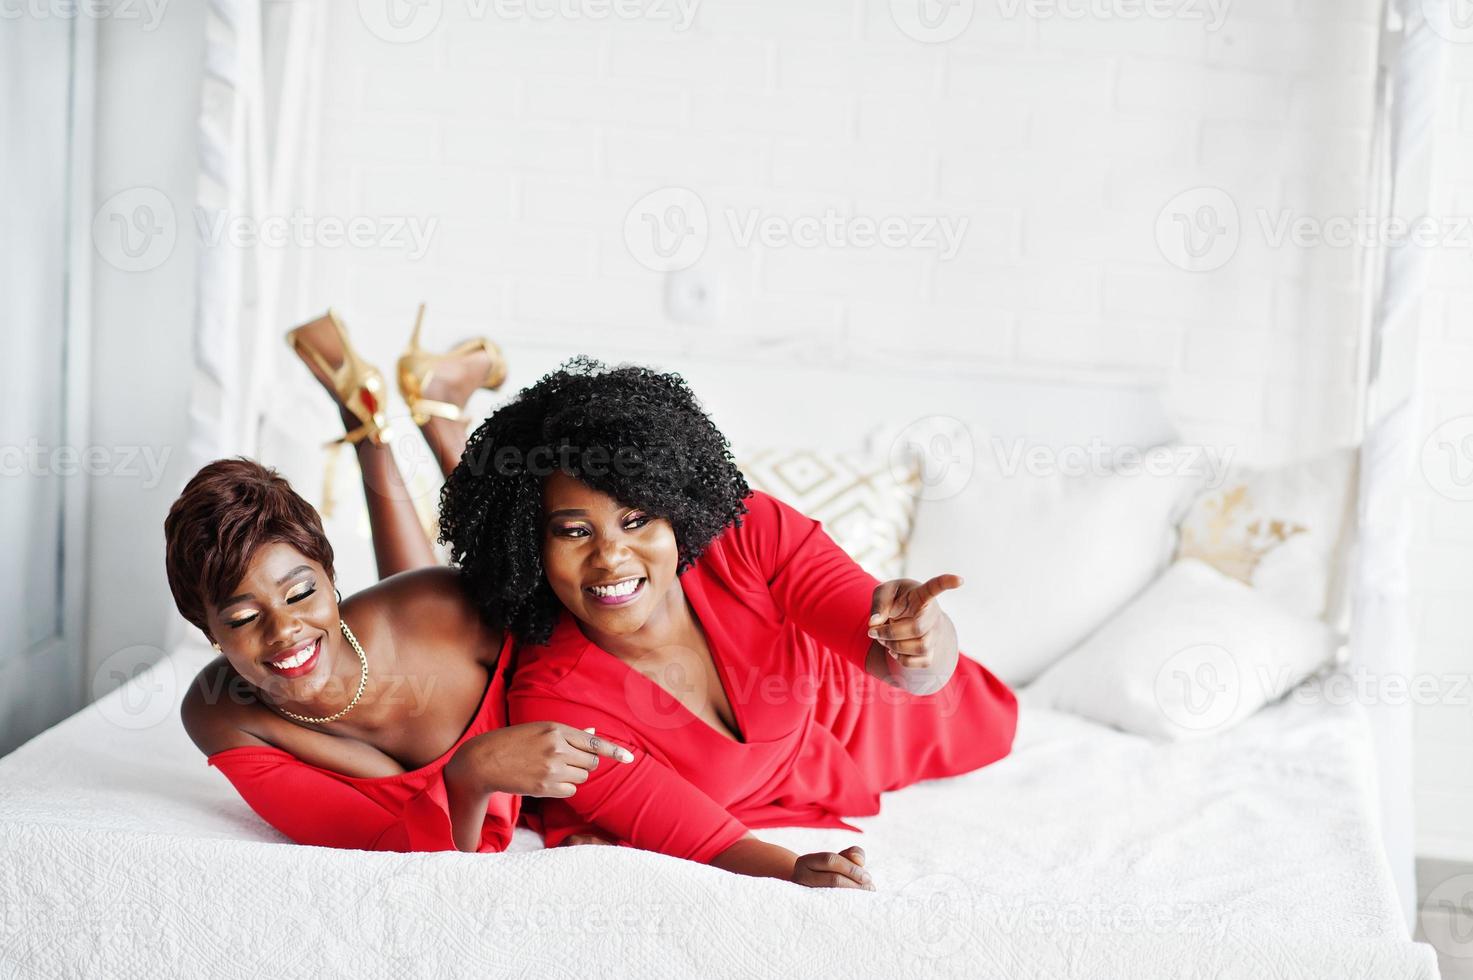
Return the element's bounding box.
[275,619,369,725]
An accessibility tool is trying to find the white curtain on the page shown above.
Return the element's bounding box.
[188,0,327,450]
[1353,0,1443,931]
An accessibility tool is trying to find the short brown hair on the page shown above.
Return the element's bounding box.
[164,458,335,635]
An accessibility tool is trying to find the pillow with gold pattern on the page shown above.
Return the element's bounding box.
[1174,448,1358,621]
[736,447,922,581]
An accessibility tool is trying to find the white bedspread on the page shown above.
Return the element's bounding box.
[0,648,1440,979]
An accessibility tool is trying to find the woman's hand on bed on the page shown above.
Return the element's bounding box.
[793,846,876,891]
[866,574,963,695]
[712,837,876,890]
[445,722,633,799]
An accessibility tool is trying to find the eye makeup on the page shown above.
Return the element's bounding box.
[221,578,317,629]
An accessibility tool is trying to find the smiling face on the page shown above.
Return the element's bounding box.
[203,541,344,698]
[541,470,681,637]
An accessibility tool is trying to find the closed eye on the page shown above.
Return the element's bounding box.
[224,585,315,629]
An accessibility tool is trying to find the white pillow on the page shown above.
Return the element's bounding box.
[1025,559,1340,740]
[902,446,1206,686]
[1175,447,1358,621]
[736,446,921,580]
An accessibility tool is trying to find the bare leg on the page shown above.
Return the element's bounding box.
[350,409,438,578]
[422,417,469,479]
[291,315,501,578]
[412,342,498,478]
[291,318,438,579]
[359,338,495,571]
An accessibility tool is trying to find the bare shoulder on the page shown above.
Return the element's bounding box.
[179,656,271,756]
[361,565,474,612]
[348,566,506,666]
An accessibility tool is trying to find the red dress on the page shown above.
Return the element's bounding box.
[205,632,520,853]
[509,490,1019,864]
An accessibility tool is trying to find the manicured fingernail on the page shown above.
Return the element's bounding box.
[867,630,878,638]
[584,727,596,734]
[618,748,634,763]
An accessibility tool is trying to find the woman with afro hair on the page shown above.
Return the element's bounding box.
[438,356,1019,890]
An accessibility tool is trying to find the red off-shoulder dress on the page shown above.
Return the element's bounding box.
[205,632,520,853]
[508,490,1019,864]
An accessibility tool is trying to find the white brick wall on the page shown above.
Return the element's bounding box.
[299,0,1392,460]
[271,0,1472,857]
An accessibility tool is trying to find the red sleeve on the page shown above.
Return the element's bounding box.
[206,747,515,853]
[725,490,879,670]
[508,695,749,864]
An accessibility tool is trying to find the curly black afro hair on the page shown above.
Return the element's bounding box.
[438,356,750,645]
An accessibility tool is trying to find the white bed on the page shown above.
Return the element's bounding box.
[0,643,1437,978]
[1,367,1437,977]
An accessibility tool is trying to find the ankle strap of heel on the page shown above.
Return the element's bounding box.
[407,397,467,426]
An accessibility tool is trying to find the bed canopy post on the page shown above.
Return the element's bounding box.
[1354,0,1441,933]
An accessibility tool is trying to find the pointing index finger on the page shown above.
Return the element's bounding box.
[915,573,964,606]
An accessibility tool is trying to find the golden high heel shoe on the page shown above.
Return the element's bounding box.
[286,309,393,448]
[396,303,509,426]
[286,309,394,519]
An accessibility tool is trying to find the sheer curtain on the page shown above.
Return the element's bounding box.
[186,0,327,462]
[1353,0,1442,930]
